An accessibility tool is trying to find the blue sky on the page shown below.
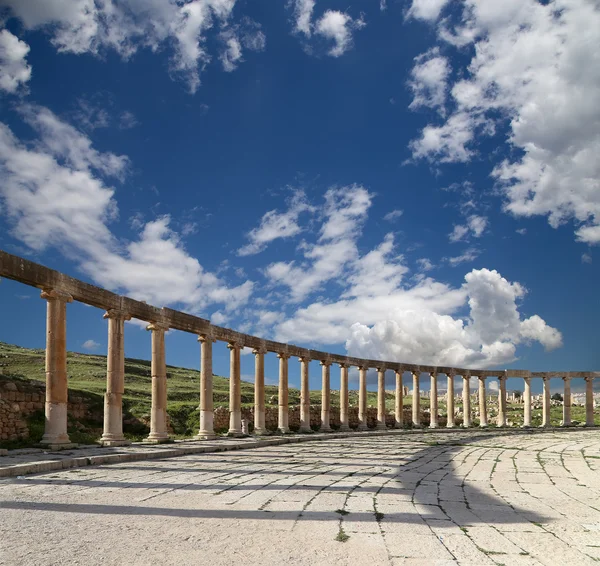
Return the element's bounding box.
[0,0,598,395]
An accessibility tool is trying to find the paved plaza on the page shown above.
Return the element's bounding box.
[1,430,600,565]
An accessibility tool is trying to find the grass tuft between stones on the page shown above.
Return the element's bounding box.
[335,509,349,516]
[335,527,350,543]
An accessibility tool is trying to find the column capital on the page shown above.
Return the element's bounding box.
[227,341,243,351]
[498,375,507,382]
[299,356,311,363]
[542,374,551,382]
[338,362,349,369]
[524,376,531,384]
[253,347,267,356]
[411,370,420,377]
[359,365,369,372]
[277,352,290,360]
[429,371,437,377]
[584,375,594,382]
[376,365,387,372]
[198,333,216,344]
[103,309,131,321]
[146,321,168,332]
[477,375,486,381]
[320,360,332,367]
[562,375,572,382]
[41,288,73,303]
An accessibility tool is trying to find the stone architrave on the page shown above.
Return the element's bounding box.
[320,361,332,432]
[585,376,595,426]
[144,322,170,443]
[542,375,551,427]
[40,289,75,448]
[446,374,455,428]
[339,364,350,431]
[523,377,532,428]
[462,376,471,428]
[395,370,403,428]
[430,372,439,429]
[277,353,290,433]
[561,376,571,427]
[497,376,507,427]
[101,309,131,446]
[228,341,243,436]
[195,333,216,440]
[358,366,368,430]
[376,366,387,430]
[253,347,267,435]
[412,371,421,427]
[478,376,488,427]
[299,357,312,432]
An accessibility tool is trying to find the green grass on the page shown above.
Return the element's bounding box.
[335,527,350,542]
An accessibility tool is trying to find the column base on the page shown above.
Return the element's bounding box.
[339,424,351,432]
[320,427,333,432]
[357,423,368,431]
[462,424,471,429]
[479,424,488,429]
[253,428,269,436]
[376,423,387,430]
[227,430,245,437]
[101,439,131,447]
[143,432,171,444]
[40,433,73,447]
[299,427,313,433]
[522,424,531,429]
[446,423,455,428]
[278,427,291,434]
[38,442,78,450]
[194,432,217,440]
[429,423,439,429]
[584,423,596,427]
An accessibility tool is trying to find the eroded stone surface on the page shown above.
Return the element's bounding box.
[1,430,599,565]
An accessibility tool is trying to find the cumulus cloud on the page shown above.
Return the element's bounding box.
[82,339,100,351]
[0,0,260,93]
[449,215,488,242]
[291,0,316,36]
[315,10,365,57]
[446,248,480,267]
[408,48,450,114]
[0,105,252,314]
[408,0,600,244]
[218,19,266,72]
[0,29,32,93]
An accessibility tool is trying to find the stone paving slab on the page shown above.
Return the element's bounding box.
[1,429,600,565]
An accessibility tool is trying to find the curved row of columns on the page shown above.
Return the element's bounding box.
[37,289,597,447]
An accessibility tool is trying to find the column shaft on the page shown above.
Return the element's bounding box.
[196,334,216,439]
[145,323,169,442]
[478,377,488,427]
[299,357,311,432]
[40,289,73,447]
[462,376,471,427]
[412,372,420,427]
[320,362,332,431]
[395,371,403,428]
[430,372,438,428]
[376,367,386,430]
[101,310,131,446]
[523,377,532,427]
[585,377,594,426]
[497,377,507,427]
[228,342,243,436]
[562,377,572,426]
[254,349,266,434]
[339,365,350,431]
[277,354,290,433]
[358,367,368,430]
[446,374,455,428]
[542,376,551,427]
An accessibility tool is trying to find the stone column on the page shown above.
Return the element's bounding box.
[462,375,471,428]
[277,353,290,433]
[430,372,438,429]
[228,341,243,436]
[40,289,74,447]
[145,322,170,443]
[253,347,267,435]
[299,356,311,432]
[523,377,532,428]
[195,333,216,440]
[320,360,332,432]
[585,376,594,426]
[562,376,572,427]
[395,370,403,428]
[339,364,350,431]
[497,376,507,427]
[412,371,421,427]
[478,376,488,427]
[376,366,387,430]
[542,375,551,428]
[101,309,131,446]
[446,374,455,428]
[358,366,368,430]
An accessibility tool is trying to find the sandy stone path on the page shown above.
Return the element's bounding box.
[1,430,600,565]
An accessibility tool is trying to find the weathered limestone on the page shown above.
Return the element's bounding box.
[523,377,532,428]
[277,353,290,433]
[446,374,455,428]
[585,376,595,426]
[376,366,387,430]
[195,334,216,440]
[253,347,267,435]
[478,376,488,427]
[144,322,170,443]
[228,341,243,437]
[412,371,420,427]
[395,370,403,428]
[299,357,311,432]
[358,366,368,430]
[562,376,572,427]
[40,289,75,448]
[339,364,350,431]
[429,372,438,429]
[497,376,507,427]
[101,309,131,446]
[320,361,332,432]
[462,375,471,428]
[542,375,551,428]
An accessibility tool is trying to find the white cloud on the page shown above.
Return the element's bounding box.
[1,0,258,93]
[315,10,365,57]
[0,106,252,314]
[448,224,469,243]
[82,339,100,351]
[218,19,266,72]
[582,252,592,264]
[407,0,451,21]
[0,29,32,93]
[516,228,527,236]
[383,209,403,221]
[468,215,487,237]
[408,0,600,244]
[446,248,480,267]
[416,258,434,272]
[237,189,314,256]
[408,48,450,114]
[519,314,563,351]
[291,0,316,36]
[380,0,387,11]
